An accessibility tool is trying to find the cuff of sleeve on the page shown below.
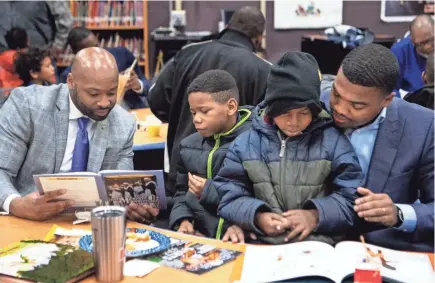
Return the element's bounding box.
[132,80,144,94]
[394,204,417,233]
[199,180,211,203]
[2,194,20,213]
[303,198,337,234]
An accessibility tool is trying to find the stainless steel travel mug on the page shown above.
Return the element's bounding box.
[91,206,126,282]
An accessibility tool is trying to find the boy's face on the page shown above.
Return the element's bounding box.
[31,56,55,84]
[273,106,312,137]
[188,92,238,137]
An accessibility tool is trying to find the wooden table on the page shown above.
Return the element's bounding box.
[131,108,168,151]
[0,215,244,283]
[1,216,433,282]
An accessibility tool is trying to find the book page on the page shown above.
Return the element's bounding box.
[99,170,167,210]
[239,241,337,283]
[37,176,101,208]
[334,241,435,283]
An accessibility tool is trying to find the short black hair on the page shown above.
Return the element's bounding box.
[227,6,265,39]
[14,47,51,85]
[426,53,434,85]
[341,44,400,95]
[187,70,239,103]
[5,27,28,50]
[67,27,93,54]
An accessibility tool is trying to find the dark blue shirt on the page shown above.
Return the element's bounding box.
[391,36,426,97]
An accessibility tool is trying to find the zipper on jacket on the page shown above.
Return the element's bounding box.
[207,137,221,179]
[279,139,286,158]
[278,131,289,208]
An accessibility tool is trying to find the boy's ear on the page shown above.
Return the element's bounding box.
[227,98,238,115]
[29,70,38,80]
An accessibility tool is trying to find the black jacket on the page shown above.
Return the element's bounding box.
[404,85,434,110]
[148,29,271,195]
[169,107,254,238]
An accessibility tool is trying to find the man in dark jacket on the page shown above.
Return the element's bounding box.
[169,70,254,242]
[213,52,364,245]
[0,1,72,55]
[148,6,272,197]
[404,52,434,109]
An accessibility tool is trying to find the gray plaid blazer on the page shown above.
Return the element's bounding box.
[0,84,135,206]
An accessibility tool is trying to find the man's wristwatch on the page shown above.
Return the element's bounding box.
[393,206,404,228]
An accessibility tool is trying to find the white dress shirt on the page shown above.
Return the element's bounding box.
[2,94,96,212]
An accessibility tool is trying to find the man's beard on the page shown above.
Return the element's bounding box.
[70,88,112,121]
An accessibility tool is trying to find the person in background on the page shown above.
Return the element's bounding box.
[321,44,433,252]
[0,28,29,90]
[404,52,434,109]
[148,6,272,200]
[169,70,254,243]
[14,47,56,86]
[0,1,72,57]
[391,15,434,97]
[0,47,137,221]
[60,27,149,109]
[213,52,364,245]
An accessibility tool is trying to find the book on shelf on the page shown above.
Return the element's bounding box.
[71,0,143,28]
[57,34,144,66]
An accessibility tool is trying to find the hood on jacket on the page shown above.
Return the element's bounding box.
[0,50,18,72]
[404,85,434,110]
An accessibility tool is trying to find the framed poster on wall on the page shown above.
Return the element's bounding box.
[274,0,343,29]
[381,0,434,22]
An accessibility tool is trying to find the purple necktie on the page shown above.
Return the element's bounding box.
[71,117,89,172]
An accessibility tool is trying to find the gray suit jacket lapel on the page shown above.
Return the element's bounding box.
[87,119,109,172]
[366,99,404,193]
[54,86,70,172]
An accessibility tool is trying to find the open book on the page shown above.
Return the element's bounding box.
[239,241,434,283]
[34,170,167,211]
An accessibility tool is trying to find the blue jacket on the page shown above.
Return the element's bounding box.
[60,47,149,109]
[322,91,434,252]
[213,103,364,244]
[391,36,426,97]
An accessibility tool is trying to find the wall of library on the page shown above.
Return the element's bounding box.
[147,0,409,64]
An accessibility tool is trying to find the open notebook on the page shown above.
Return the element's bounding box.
[238,241,434,283]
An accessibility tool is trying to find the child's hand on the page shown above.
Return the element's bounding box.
[188,173,207,198]
[254,212,287,236]
[282,209,319,242]
[177,219,194,234]
[222,225,245,244]
[125,70,142,92]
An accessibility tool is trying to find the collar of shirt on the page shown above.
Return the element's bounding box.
[345,107,387,137]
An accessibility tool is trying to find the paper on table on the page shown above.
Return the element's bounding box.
[239,241,336,283]
[124,259,160,277]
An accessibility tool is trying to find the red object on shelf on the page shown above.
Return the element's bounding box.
[354,268,381,283]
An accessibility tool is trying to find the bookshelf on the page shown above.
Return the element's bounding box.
[57,0,150,79]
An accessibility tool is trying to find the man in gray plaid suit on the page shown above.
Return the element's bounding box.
[0,47,158,222]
